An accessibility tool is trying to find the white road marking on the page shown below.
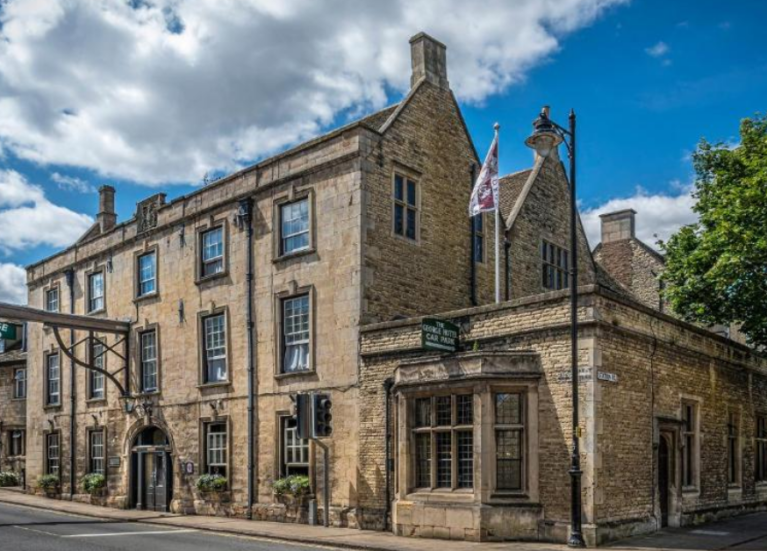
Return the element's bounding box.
[63,529,198,538]
[12,525,60,537]
[691,529,730,536]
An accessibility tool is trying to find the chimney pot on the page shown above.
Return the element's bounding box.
[97,185,117,233]
[409,32,449,90]
[600,209,636,244]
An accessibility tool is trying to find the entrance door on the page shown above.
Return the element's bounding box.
[143,452,169,512]
[659,436,670,527]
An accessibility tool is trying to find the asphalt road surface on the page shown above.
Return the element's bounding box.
[0,502,339,551]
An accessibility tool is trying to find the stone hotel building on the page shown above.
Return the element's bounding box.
[9,33,767,545]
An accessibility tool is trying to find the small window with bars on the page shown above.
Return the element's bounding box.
[46,433,60,476]
[412,394,473,491]
[281,417,310,477]
[393,173,418,241]
[495,393,525,492]
[205,423,228,478]
[541,240,569,291]
[89,430,105,475]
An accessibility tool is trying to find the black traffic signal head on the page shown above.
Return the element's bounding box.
[295,393,312,440]
[312,393,333,438]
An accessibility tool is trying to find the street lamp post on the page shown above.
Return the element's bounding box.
[525,106,585,548]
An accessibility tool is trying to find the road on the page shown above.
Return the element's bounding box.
[0,502,338,551]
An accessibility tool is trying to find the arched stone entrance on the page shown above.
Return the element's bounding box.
[129,426,173,511]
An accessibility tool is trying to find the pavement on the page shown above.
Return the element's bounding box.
[0,488,765,550]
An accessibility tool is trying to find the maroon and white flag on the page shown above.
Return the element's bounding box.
[469,133,499,216]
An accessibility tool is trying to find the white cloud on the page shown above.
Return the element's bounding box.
[645,41,669,58]
[582,184,698,250]
[51,172,94,193]
[0,262,26,304]
[0,0,626,185]
[0,169,93,253]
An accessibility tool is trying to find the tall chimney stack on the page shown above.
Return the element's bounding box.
[600,209,636,244]
[97,185,116,233]
[409,32,449,90]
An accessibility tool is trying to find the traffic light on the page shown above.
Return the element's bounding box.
[312,393,333,438]
[295,393,312,440]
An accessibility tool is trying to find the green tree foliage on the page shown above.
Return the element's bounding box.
[661,115,767,348]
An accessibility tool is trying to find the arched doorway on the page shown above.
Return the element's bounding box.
[130,426,172,511]
[658,435,671,527]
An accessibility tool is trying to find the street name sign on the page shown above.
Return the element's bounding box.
[421,318,459,352]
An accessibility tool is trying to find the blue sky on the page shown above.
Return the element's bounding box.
[0,0,764,302]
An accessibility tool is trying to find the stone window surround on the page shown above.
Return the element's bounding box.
[199,415,231,486]
[726,406,743,491]
[44,429,62,477]
[398,380,539,504]
[6,428,25,457]
[44,349,62,409]
[276,411,315,482]
[273,284,316,378]
[134,244,160,302]
[391,163,422,244]
[44,281,61,313]
[680,396,702,494]
[273,186,316,262]
[135,323,161,396]
[195,218,230,285]
[12,366,26,400]
[86,426,107,476]
[85,337,108,404]
[197,306,232,388]
[540,237,569,292]
[85,264,107,315]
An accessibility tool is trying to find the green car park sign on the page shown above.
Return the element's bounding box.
[421,318,459,353]
[0,322,17,340]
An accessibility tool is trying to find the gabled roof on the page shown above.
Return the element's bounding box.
[498,168,532,226]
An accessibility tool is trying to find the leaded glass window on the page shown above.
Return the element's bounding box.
[393,173,418,240]
[495,393,524,491]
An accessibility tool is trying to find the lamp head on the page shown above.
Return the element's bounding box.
[525,106,563,158]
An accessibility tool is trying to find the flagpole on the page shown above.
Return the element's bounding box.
[494,122,500,304]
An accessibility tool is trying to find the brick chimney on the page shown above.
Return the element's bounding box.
[97,185,116,233]
[600,209,636,244]
[410,32,449,90]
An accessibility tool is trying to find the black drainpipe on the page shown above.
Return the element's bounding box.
[383,377,394,530]
[469,163,477,306]
[65,268,75,500]
[239,198,257,520]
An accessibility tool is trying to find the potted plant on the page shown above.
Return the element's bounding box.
[0,472,20,487]
[195,474,228,501]
[81,473,107,503]
[36,474,60,497]
[273,474,311,521]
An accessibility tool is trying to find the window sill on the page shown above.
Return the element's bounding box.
[682,487,700,496]
[135,390,161,398]
[406,489,474,502]
[391,233,420,246]
[195,272,229,286]
[197,381,232,390]
[274,370,315,380]
[134,292,160,304]
[86,398,108,406]
[87,308,107,316]
[11,397,26,402]
[44,404,62,411]
[273,248,316,264]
